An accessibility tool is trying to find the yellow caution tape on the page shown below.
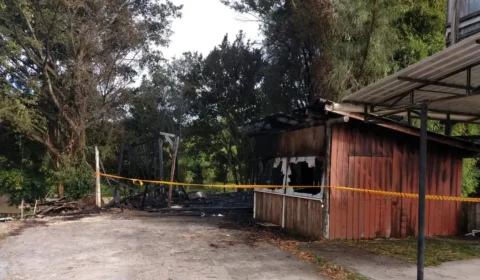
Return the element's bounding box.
[96,172,480,203]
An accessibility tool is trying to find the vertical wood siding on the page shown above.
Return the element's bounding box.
[255,192,325,238]
[284,196,325,238]
[329,122,462,239]
[255,192,283,226]
[465,203,480,233]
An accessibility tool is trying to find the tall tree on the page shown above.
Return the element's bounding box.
[0,0,181,174]
[183,33,265,184]
[222,0,334,108]
[392,0,447,70]
[224,0,448,101]
[331,0,402,97]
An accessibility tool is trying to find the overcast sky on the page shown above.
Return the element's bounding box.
[162,0,262,59]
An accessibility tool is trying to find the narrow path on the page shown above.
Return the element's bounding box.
[0,213,323,280]
[301,243,480,280]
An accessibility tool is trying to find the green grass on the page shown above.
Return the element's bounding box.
[336,237,480,266]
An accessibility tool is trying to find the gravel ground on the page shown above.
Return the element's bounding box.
[0,212,323,280]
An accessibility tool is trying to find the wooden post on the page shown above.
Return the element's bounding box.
[20,199,24,220]
[168,136,180,208]
[33,199,38,215]
[158,139,164,180]
[159,139,164,194]
[95,146,101,207]
[115,144,124,203]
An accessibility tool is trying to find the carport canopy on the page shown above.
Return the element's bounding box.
[342,33,480,123]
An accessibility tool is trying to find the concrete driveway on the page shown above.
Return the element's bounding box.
[0,213,322,280]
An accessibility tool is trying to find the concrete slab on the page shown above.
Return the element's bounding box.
[0,214,323,280]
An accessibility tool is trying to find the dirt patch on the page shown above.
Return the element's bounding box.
[0,220,46,243]
[0,222,22,241]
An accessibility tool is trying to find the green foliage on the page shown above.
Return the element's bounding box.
[0,156,45,205]
[180,33,265,184]
[462,158,480,197]
[178,142,217,184]
[332,0,401,97]
[0,0,181,170]
[45,163,94,200]
[454,124,480,196]
[392,0,447,70]
[0,132,46,204]
[223,0,334,105]
[0,0,181,199]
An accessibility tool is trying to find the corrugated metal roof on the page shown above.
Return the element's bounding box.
[343,33,480,119]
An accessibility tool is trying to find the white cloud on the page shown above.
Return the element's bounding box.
[162,0,262,59]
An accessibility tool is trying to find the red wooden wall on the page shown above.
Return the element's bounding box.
[329,122,462,239]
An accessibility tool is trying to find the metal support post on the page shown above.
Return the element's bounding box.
[445,114,452,136]
[417,103,427,280]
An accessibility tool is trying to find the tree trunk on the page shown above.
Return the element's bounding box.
[227,142,243,191]
[58,184,64,198]
[54,158,65,198]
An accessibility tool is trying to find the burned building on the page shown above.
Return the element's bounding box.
[241,101,480,239]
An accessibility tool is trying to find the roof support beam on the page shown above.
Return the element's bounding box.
[467,67,472,95]
[419,89,480,105]
[388,91,412,107]
[375,108,411,118]
[370,61,480,107]
[466,116,480,122]
[397,77,471,92]
[416,89,467,95]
